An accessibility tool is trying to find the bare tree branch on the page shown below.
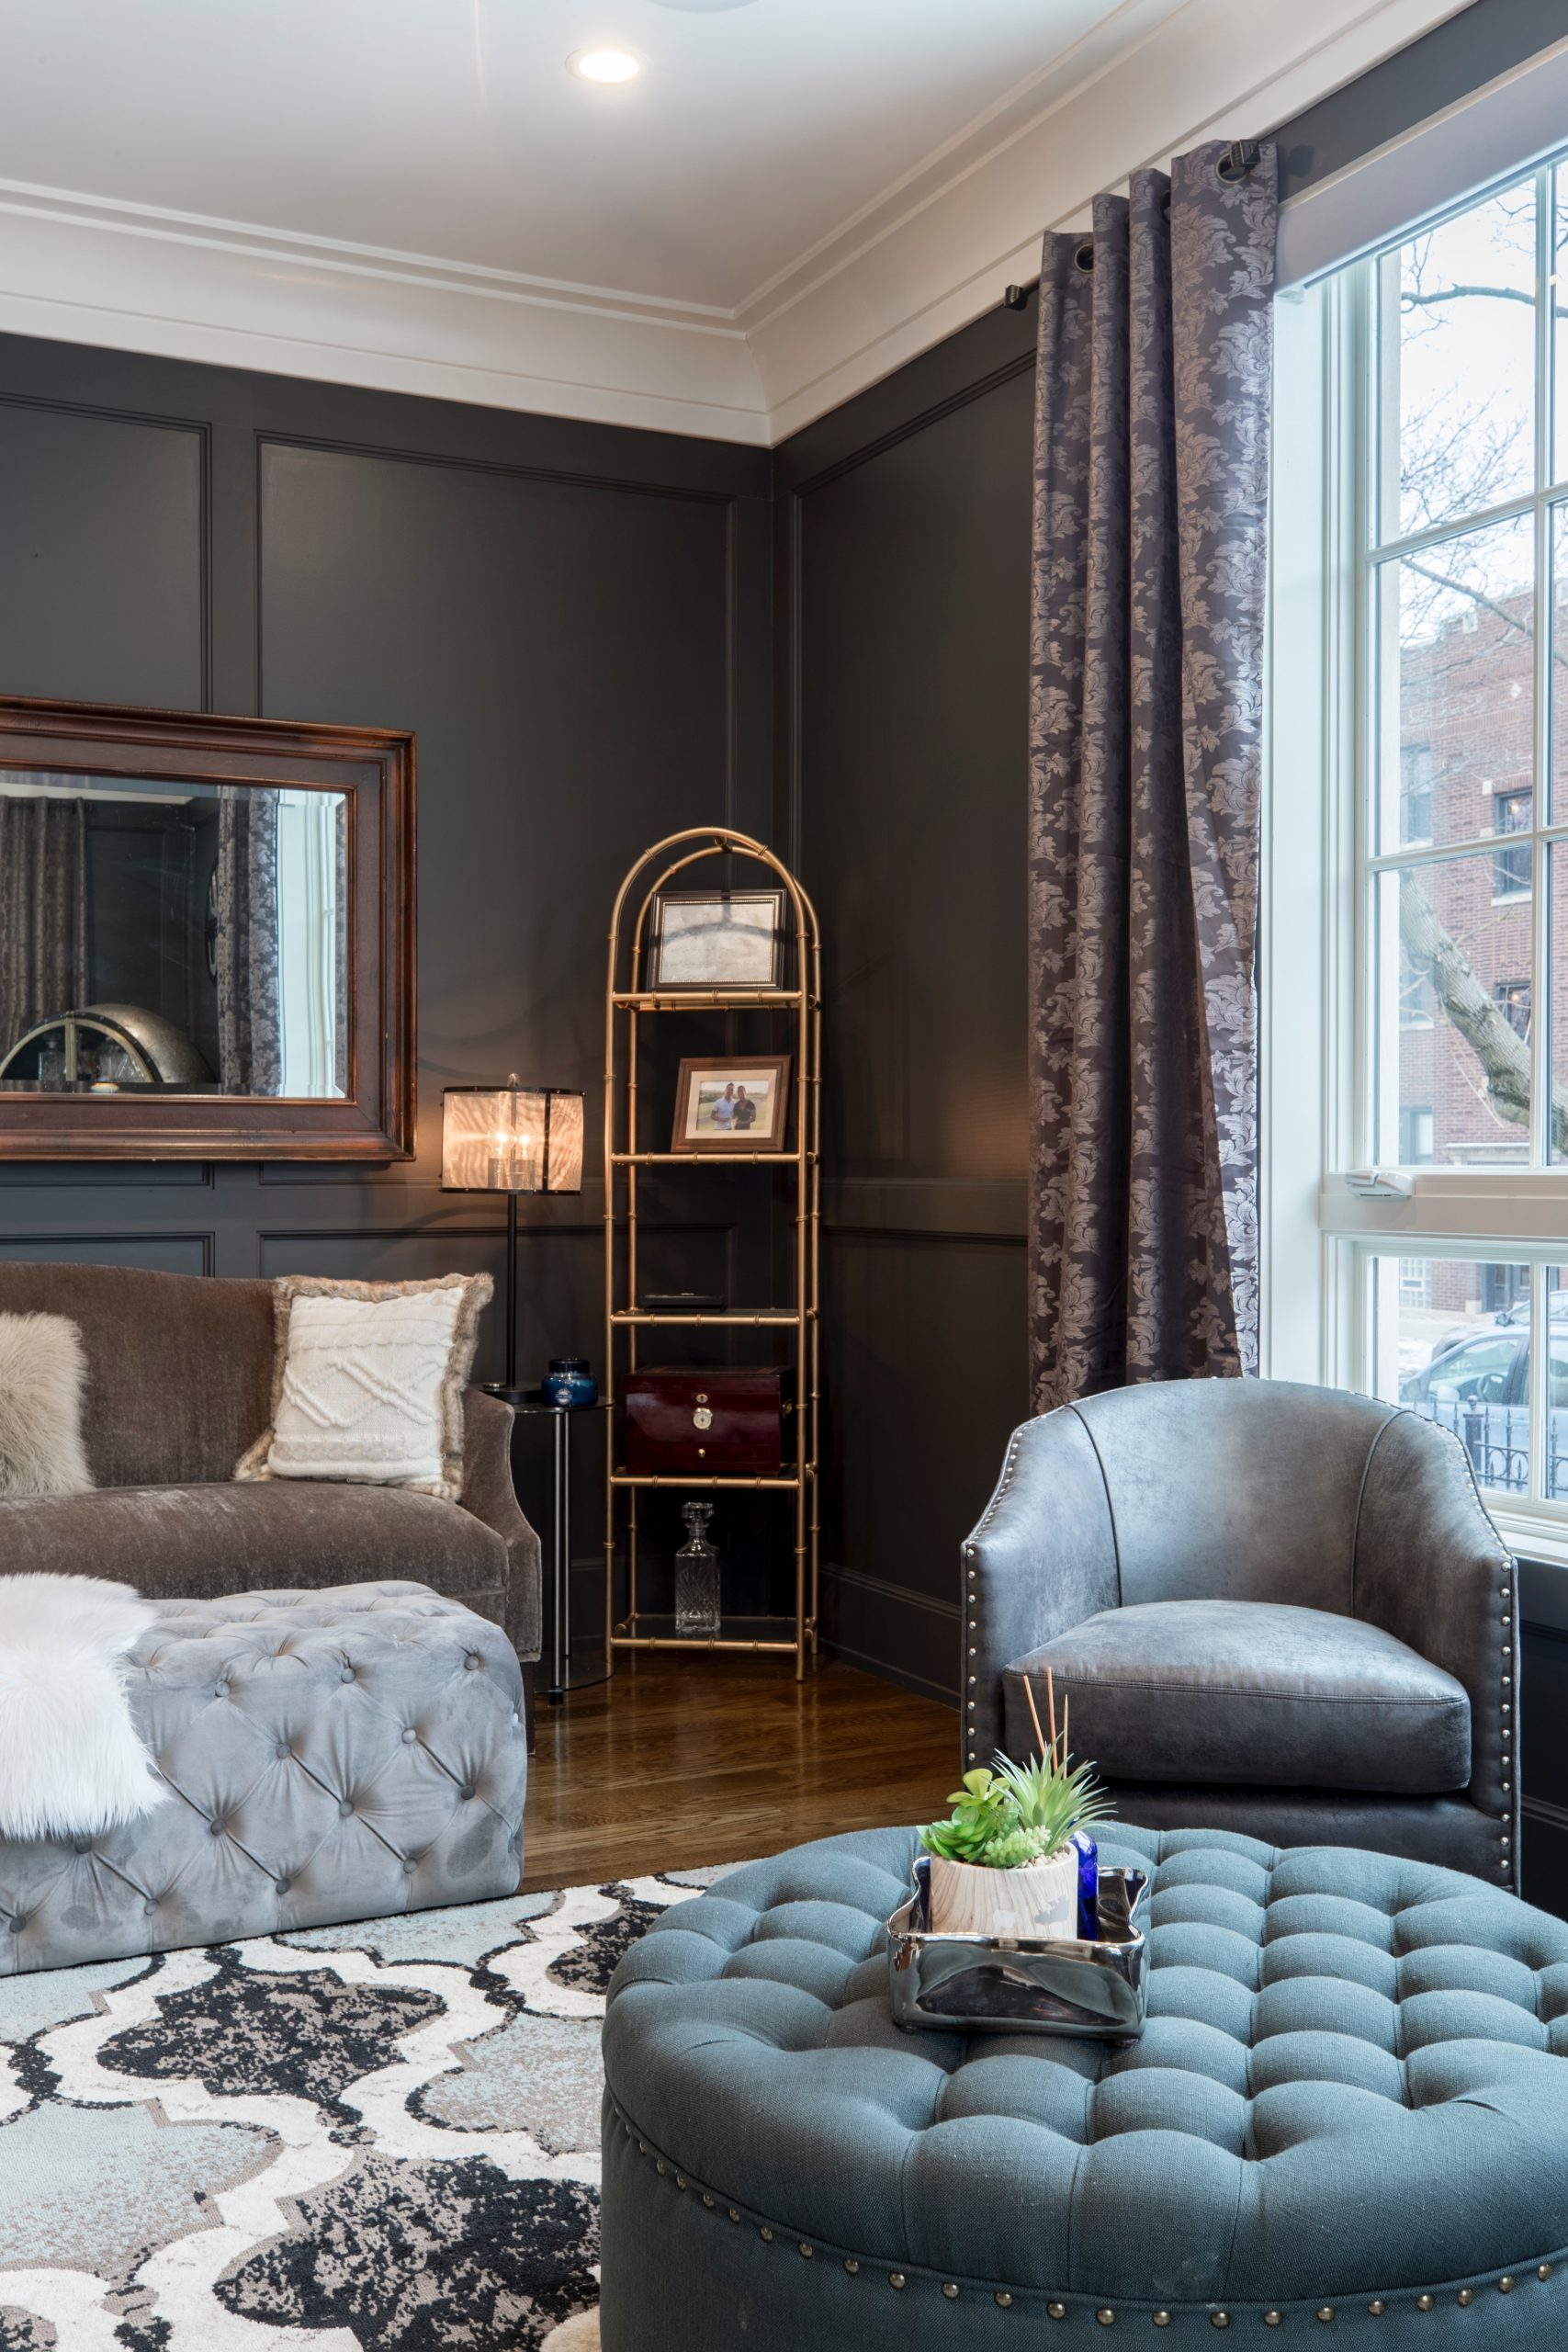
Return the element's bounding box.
[1398,872,1567,1154]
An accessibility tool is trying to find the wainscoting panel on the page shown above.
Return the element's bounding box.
[0,1232,211,1275]
[0,396,205,709]
[0,329,773,1411]
[777,300,1036,1702]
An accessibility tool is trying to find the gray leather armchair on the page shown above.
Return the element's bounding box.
[964,1378,1518,1886]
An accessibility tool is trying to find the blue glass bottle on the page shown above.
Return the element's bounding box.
[1072,1828,1100,1940]
[542,1356,598,1408]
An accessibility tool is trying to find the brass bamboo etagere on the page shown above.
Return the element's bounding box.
[603,828,821,1679]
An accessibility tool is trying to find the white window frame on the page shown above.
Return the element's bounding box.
[1264,155,1568,1566]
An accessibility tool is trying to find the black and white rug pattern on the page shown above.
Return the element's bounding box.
[0,1871,717,2349]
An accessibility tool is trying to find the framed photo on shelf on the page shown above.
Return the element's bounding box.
[671,1056,791,1153]
[648,889,784,991]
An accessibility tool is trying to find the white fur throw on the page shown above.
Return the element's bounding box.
[0,1312,93,1499]
[0,1575,166,1840]
[236,1272,491,1500]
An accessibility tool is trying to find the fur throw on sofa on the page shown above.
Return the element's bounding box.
[0,1575,166,1840]
[0,1312,93,1498]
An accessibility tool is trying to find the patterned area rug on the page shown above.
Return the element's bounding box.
[0,1871,719,2348]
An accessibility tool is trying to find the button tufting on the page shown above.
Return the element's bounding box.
[465,1652,482,1670]
[402,1727,417,1745]
[275,1743,289,1761]
[340,1668,355,1683]
[209,1818,224,1838]
[72,1838,90,1857]
[401,1856,417,1875]
[338,1800,354,1819]
[459,1785,476,1802]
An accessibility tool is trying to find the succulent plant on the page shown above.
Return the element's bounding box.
[918,1673,1113,1869]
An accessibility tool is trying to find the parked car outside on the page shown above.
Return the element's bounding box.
[1399,1317,1568,1496]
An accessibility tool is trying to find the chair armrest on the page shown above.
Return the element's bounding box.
[461,1388,544,1665]
[1354,1408,1517,1866]
[964,1407,1120,1771]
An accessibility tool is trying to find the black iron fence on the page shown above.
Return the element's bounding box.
[1416,1397,1530,1495]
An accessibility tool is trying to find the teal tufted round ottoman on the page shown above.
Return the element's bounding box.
[600,1825,1568,2346]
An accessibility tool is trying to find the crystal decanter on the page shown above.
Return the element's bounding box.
[674,1500,720,1638]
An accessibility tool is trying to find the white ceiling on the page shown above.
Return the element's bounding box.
[0,0,1473,443]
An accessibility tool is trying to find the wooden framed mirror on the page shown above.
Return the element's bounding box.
[0,698,415,1160]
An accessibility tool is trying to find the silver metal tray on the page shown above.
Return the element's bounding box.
[886,1858,1149,2041]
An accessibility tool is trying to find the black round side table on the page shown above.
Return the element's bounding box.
[498,1390,612,1704]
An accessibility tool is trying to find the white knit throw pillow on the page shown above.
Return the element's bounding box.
[235,1272,491,1500]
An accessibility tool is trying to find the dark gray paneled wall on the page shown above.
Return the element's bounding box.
[0,335,772,1566]
[776,304,1038,1704]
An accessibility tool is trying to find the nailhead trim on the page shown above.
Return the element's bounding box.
[604,2093,1564,2327]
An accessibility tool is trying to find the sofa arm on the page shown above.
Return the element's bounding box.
[461,1388,544,1667]
[964,1408,1120,1772]
[1353,1408,1517,1880]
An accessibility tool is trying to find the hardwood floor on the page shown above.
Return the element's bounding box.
[521,1652,958,1892]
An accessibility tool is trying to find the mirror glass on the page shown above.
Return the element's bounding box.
[0,771,347,1099]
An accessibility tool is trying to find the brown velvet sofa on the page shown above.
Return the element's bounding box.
[0,1261,542,1721]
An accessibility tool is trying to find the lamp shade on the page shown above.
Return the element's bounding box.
[441,1078,584,1194]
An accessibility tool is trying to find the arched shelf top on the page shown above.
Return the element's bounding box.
[606,827,819,1003]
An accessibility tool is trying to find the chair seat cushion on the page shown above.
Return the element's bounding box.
[0,1481,505,1604]
[1005,1600,1471,1795]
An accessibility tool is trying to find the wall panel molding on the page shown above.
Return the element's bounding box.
[0,327,772,1386]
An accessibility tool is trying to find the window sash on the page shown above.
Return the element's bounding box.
[1265,154,1568,1557]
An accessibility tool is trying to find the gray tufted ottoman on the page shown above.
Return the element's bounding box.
[0,1581,525,1976]
[602,1825,1568,2346]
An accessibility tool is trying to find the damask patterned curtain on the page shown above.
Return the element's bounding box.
[0,792,88,1063]
[1028,145,1277,1413]
[214,791,283,1096]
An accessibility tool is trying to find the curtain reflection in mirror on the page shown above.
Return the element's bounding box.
[0,793,87,1064]
[214,791,282,1095]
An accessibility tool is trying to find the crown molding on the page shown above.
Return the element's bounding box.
[0,180,770,444]
[0,0,1473,447]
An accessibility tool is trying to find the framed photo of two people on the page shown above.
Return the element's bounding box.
[671,1057,791,1153]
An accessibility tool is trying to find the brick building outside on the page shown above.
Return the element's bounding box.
[1395,571,1549,1317]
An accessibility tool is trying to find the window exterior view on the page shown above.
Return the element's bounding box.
[1337,162,1568,1514]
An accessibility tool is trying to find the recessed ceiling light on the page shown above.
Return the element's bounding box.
[569,48,640,85]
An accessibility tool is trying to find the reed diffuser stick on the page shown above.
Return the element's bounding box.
[1024,1676,1048,1764]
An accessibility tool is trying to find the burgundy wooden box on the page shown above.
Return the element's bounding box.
[622,1366,794,1477]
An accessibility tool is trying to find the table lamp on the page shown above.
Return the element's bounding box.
[441,1076,584,1395]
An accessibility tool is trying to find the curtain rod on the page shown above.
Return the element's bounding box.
[1001,140,1263,309]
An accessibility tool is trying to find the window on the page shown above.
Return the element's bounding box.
[1492,786,1533,899]
[1400,741,1433,842]
[1495,978,1532,1037]
[1266,154,1568,1554]
[1398,1104,1435,1162]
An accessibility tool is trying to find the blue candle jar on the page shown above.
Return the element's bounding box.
[542,1357,598,1408]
